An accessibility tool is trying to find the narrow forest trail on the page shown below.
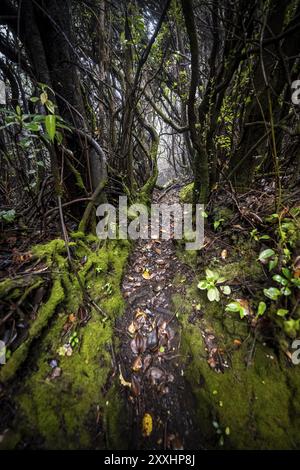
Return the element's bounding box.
[116,188,201,450]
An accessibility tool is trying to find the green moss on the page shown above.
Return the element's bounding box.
[32,239,66,261]
[179,183,194,203]
[172,281,300,449]
[212,206,234,223]
[0,236,131,449]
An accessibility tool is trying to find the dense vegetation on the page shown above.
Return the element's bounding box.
[0,0,300,450]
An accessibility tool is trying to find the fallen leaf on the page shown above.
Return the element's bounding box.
[142,269,151,280]
[131,375,141,396]
[130,332,146,354]
[68,313,76,323]
[142,413,153,437]
[221,249,228,260]
[135,308,147,320]
[119,369,131,388]
[128,321,137,335]
[132,356,143,372]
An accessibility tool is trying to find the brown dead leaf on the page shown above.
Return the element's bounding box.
[68,313,76,323]
[130,332,146,354]
[132,356,143,372]
[131,375,141,396]
[236,298,252,316]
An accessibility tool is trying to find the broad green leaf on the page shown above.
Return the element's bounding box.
[207,287,220,302]
[45,114,56,142]
[205,268,216,280]
[197,280,208,290]
[257,301,266,316]
[282,268,292,279]
[239,307,248,319]
[291,278,300,287]
[258,249,275,262]
[276,309,289,317]
[220,285,231,295]
[263,287,281,300]
[272,274,288,286]
[268,257,278,271]
[225,302,241,313]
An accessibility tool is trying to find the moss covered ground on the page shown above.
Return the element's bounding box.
[0,235,131,449]
[172,236,300,449]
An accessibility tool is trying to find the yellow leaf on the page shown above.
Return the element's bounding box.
[128,322,137,335]
[142,269,151,280]
[142,413,153,437]
[119,368,131,388]
[132,356,143,372]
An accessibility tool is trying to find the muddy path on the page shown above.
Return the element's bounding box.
[116,188,202,450]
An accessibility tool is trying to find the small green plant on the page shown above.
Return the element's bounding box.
[70,331,79,348]
[225,299,266,319]
[225,300,248,319]
[250,228,270,241]
[198,269,231,302]
[254,208,300,337]
[258,248,278,271]
[263,267,300,303]
[213,218,225,231]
